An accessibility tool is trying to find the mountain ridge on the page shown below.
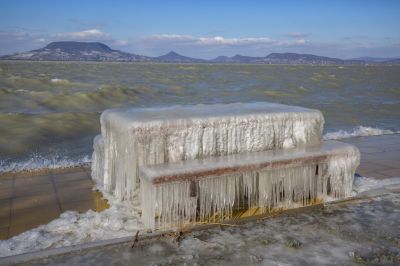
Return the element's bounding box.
[156,51,207,63]
[1,41,151,62]
[1,41,399,64]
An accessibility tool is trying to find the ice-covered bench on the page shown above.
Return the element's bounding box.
[139,140,359,229]
[91,102,359,230]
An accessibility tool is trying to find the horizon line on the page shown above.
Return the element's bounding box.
[2,40,400,61]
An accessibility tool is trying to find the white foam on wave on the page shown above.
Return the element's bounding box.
[352,175,400,194]
[50,78,70,84]
[323,126,399,140]
[50,78,73,86]
[0,154,91,173]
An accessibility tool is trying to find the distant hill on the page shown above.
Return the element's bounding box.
[264,53,345,64]
[155,51,207,63]
[351,56,400,62]
[382,58,400,64]
[211,54,263,63]
[0,41,151,62]
[1,41,399,64]
[211,52,360,64]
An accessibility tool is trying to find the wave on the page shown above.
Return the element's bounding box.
[50,78,70,84]
[0,85,142,113]
[323,126,399,140]
[0,154,91,173]
[352,175,400,194]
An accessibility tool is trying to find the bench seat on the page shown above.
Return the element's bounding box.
[139,140,359,229]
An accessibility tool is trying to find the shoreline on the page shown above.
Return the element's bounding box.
[1,128,399,176]
[2,59,400,67]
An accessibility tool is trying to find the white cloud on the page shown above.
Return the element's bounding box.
[198,36,274,45]
[54,29,109,40]
[0,29,110,43]
[133,34,312,58]
[0,30,32,40]
[281,39,306,45]
[0,29,113,55]
[140,34,307,47]
[142,34,195,42]
[1,28,398,59]
[0,30,50,55]
[285,32,309,38]
[113,39,129,46]
[342,35,369,41]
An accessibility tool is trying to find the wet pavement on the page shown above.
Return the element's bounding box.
[343,134,400,178]
[0,167,108,240]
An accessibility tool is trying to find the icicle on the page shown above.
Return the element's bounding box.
[140,158,360,231]
[325,147,360,199]
[91,135,104,185]
[141,149,359,230]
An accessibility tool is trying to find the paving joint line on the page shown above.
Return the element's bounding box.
[49,172,63,214]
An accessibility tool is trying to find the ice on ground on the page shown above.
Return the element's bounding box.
[20,192,400,266]
[0,185,143,258]
[1,174,399,258]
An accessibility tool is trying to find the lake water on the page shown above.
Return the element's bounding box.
[1,61,399,171]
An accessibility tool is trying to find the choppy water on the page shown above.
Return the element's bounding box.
[1,61,399,171]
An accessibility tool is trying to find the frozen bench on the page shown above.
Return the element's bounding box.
[92,102,325,200]
[139,140,359,229]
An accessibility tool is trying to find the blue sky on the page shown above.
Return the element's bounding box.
[1,0,399,58]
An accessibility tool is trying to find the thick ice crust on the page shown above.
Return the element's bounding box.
[95,102,324,200]
[140,140,358,184]
[140,141,360,229]
[101,102,323,130]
